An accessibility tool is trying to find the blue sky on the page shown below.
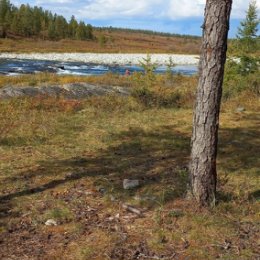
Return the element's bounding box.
[13,0,260,37]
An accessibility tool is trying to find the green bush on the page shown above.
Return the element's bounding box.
[131,86,181,108]
[139,54,157,88]
[223,1,259,99]
[131,55,182,108]
[223,67,260,99]
[238,55,259,75]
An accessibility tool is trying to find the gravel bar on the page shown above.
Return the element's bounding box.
[0,53,200,65]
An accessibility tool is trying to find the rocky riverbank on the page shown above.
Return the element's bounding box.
[0,53,199,65]
[0,83,130,99]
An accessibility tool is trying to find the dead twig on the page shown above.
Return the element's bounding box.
[122,203,143,217]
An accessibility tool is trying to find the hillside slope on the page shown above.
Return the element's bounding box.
[0,29,201,54]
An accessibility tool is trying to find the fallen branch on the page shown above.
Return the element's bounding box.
[122,203,143,217]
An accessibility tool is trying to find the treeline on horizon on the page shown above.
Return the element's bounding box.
[95,26,201,40]
[0,0,93,40]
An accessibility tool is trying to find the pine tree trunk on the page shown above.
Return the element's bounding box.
[190,0,232,206]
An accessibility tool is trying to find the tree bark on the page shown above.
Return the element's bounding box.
[190,0,232,206]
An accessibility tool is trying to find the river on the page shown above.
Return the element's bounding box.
[0,59,198,76]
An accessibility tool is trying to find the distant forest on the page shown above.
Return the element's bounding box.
[96,26,201,40]
[0,0,93,40]
[0,0,200,42]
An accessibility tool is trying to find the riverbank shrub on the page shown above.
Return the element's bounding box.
[223,1,260,99]
[131,55,188,108]
[131,86,182,108]
[223,72,260,99]
[223,58,260,99]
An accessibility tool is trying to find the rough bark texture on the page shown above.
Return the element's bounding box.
[190,0,232,206]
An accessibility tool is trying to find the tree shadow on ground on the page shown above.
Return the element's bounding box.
[0,125,190,209]
[218,125,259,174]
[217,115,260,201]
[0,113,259,215]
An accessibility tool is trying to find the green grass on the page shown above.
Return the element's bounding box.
[0,76,259,260]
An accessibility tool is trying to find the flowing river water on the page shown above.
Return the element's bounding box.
[0,59,198,76]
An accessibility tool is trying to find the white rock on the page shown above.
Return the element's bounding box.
[110,195,116,201]
[236,107,245,112]
[45,219,57,226]
[123,179,140,190]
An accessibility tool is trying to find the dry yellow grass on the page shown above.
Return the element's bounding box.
[0,29,201,54]
[0,72,134,88]
[0,75,259,259]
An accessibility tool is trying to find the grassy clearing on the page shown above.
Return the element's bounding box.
[0,75,259,260]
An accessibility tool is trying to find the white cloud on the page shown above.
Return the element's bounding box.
[36,0,73,3]
[232,0,260,18]
[77,0,162,19]
[165,0,205,19]
[75,0,260,20]
[14,0,260,20]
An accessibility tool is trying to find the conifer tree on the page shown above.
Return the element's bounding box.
[0,0,11,37]
[48,20,56,40]
[10,11,18,33]
[32,7,42,36]
[237,0,259,53]
[232,1,260,75]
[86,23,93,39]
[54,15,68,39]
[0,0,94,40]
[69,15,78,39]
[76,21,87,40]
[0,0,11,23]
[18,4,33,36]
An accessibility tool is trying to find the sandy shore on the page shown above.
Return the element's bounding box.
[0,53,199,65]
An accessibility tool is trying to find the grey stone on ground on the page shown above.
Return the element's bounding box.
[236,106,246,112]
[0,83,130,100]
[123,179,140,190]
